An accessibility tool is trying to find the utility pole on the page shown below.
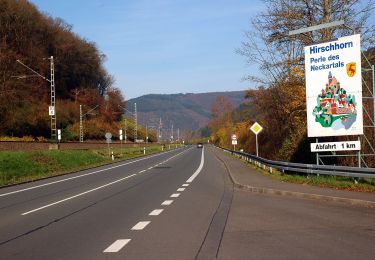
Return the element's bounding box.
[124,119,127,142]
[158,117,162,142]
[171,124,174,143]
[134,103,137,142]
[49,56,56,141]
[16,56,56,142]
[80,105,83,142]
[79,105,98,142]
[177,128,180,143]
[146,124,148,143]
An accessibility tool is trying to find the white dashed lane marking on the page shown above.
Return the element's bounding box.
[103,239,131,253]
[162,200,174,205]
[101,147,198,255]
[149,209,164,216]
[131,221,151,230]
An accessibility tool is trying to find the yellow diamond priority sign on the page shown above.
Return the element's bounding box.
[250,122,263,135]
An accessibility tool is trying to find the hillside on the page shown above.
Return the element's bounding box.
[126,91,246,137]
[0,0,125,140]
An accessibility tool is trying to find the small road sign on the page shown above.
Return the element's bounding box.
[49,106,55,116]
[250,122,263,157]
[119,130,123,141]
[105,132,112,140]
[250,122,263,135]
[231,134,237,140]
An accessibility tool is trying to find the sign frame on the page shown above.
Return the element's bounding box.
[305,34,363,137]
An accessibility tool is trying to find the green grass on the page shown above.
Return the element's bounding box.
[0,145,177,187]
[229,153,375,193]
[247,162,375,193]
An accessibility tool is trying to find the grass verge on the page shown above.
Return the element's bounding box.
[0,145,176,187]
[242,158,375,193]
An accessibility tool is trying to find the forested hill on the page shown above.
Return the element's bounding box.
[0,0,125,139]
[127,91,245,135]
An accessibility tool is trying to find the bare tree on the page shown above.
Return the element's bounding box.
[239,0,375,86]
[237,0,374,162]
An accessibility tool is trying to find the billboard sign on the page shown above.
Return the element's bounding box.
[305,34,363,137]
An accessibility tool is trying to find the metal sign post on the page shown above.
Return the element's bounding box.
[119,129,123,155]
[231,134,237,151]
[250,122,263,157]
[105,132,112,157]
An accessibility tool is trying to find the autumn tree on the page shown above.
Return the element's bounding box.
[238,0,374,162]
[0,0,126,140]
[209,96,235,146]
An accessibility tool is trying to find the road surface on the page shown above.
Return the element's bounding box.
[1,145,374,259]
[0,146,232,259]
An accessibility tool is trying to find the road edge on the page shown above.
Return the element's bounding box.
[214,148,375,208]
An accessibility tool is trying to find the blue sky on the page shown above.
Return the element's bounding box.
[30,1,374,99]
[30,0,263,99]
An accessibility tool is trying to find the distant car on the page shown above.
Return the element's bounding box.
[197,143,203,148]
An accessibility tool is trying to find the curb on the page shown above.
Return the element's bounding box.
[214,148,375,208]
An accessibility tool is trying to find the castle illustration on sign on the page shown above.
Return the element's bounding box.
[312,71,357,129]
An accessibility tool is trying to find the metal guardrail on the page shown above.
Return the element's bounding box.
[221,147,375,179]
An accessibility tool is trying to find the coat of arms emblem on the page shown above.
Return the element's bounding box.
[346,62,356,77]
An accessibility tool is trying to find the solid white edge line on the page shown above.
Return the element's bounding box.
[161,200,173,205]
[21,174,137,216]
[186,147,204,183]
[131,221,151,230]
[177,188,185,192]
[149,209,164,216]
[103,239,131,253]
[170,193,180,198]
[2,147,192,198]
[0,147,188,198]
[139,170,146,173]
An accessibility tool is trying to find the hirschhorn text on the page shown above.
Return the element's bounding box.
[310,41,353,54]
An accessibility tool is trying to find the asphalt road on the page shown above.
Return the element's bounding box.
[1,145,374,259]
[0,146,231,259]
[218,191,375,259]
